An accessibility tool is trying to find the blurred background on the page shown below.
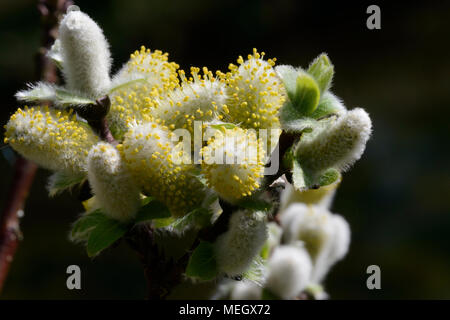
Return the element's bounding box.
[0,0,449,299]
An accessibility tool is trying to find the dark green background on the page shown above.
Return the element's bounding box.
[1,0,449,299]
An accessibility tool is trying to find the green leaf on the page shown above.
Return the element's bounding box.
[317,168,341,187]
[292,159,307,190]
[274,65,298,102]
[135,198,171,224]
[15,82,56,103]
[54,88,96,107]
[47,171,86,197]
[86,216,128,257]
[185,241,218,280]
[70,210,108,242]
[47,39,63,70]
[310,92,346,120]
[242,256,265,286]
[292,71,320,116]
[237,197,272,212]
[307,53,334,93]
[153,217,175,228]
[169,207,212,231]
[279,105,319,133]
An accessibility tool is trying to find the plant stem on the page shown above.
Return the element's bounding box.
[0,0,71,294]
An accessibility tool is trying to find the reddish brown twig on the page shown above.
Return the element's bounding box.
[0,158,37,292]
[0,0,71,293]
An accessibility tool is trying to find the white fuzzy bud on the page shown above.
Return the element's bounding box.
[265,244,312,299]
[214,210,268,277]
[4,106,99,174]
[279,203,351,284]
[230,281,262,300]
[295,108,372,172]
[87,142,141,222]
[59,8,111,98]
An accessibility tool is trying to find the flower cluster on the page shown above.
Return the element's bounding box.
[4,7,372,300]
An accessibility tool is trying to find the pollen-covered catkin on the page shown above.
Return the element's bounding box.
[108,46,179,138]
[4,106,99,174]
[151,67,228,134]
[59,8,111,98]
[225,49,286,130]
[87,142,141,222]
[214,210,267,277]
[295,108,372,172]
[121,121,204,217]
[265,244,312,299]
[201,127,265,203]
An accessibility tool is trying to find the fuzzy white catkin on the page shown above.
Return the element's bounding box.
[214,210,268,277]
[265,245,312,299]
[230,281,262,300]
[59,9,111,98]
[87,142,141,222]
[279,203,351,284]
[296,108,372,172]
[311,214,350,283]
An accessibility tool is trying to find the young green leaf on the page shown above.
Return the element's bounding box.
[237,197,272,212]
[274,65,298,102]
[185,241,218,280]
[15,82,56,103]
[54,88,96,107]
[317,168,341,187]
[47,171,86,197]
[310,92,346,120]
[292,72,320,116]
[70,210,107,242]
[86,216,128,257]
[135,198,171,224]
[292,159,307,190]
[169,207,212,231]
[307,53,334,93]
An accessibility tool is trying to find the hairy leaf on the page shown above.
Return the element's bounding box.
[185,241,218,280]
[47,171,86,197]
[135,197,171,223]
[86,216,128,257]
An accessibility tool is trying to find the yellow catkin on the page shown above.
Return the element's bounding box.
[150,66,228,136]
[4,106,99,174]
[108,46,179,139]
[121,121,204,217]
[223,49,286,130]
[201,127,265,203]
